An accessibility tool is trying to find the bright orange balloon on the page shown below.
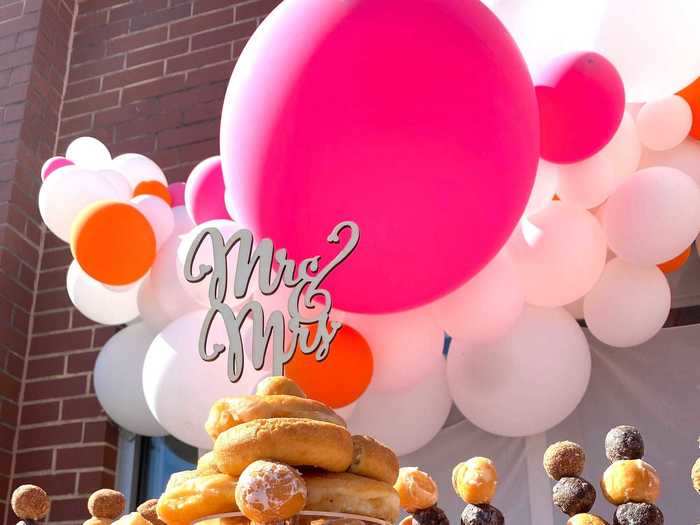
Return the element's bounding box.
[133,180,173,206]
[657,246,691,274]
[678,77,700,140]
[71,201,156,285]
[285,323,373,408]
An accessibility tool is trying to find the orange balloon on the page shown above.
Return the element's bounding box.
[285,323,373,408]
[71,201,156,285]
[133,180,173,206]
[657,246,691,274]
[677,77,700,140]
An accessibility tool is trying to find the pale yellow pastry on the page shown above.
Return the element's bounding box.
[235,460,307,522]
[692,457,700,495]
[197,451,220,475]
[567,514,609,525]
[303,471,400,523]
[157,474,238,525]
[206,395,346,440]
[165,470,199,491]
[214,418,353,476]
[349,435,399,484]
[600,459,660,505]
[452,457,499,504]
[393,467,438,512]
[112,513,151,525]
[256,376,307,398]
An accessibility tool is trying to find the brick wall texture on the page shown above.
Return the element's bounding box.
[0,1,281,524]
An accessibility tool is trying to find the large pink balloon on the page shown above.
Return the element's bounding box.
[220,0,539,313]
[185,156,230,225]
[537,52,625,164]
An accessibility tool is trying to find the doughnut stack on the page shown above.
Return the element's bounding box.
[10,484,50,525]
[452,457,503,525]
[395,467,447,525]
[692,437,700,498]
[601,426,663,525]
[156,376,401,525]
[542,440,605,525]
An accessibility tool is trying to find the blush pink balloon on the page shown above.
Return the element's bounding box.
[41,156,74,180]
[537,52,625,164]
[220,0,539,313]
[184,156,230,225]
[168,182,186,207]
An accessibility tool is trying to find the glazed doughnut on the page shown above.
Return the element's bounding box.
[157,474,238,525]
[256,376,307,398]
[197,452,220,475]
[692,457,700,494]
[206,395,346,440]
[600,460,660,505]
[214,418,353,476]
[166,470,199,491]
[393,467,438,512]
[452,457,499,505]
[349,435,399,484]
[235,460,307,522]
[303,471,400,523]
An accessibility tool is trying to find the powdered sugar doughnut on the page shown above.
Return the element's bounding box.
[235,460,307,522]
[206,395,346,440]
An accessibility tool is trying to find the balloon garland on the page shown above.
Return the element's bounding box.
[36,0,700,451]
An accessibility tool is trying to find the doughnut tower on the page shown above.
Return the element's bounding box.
[452,457,504,525]
[601,426,663,525]
[542,441,606,525]
[394,467,448,525]
[155,376,401,525]
[692,437,700,497]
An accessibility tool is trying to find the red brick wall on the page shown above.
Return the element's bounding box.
[3,1,282,525]
[1,0,75,523]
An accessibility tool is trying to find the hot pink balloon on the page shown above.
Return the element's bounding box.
[41,156,74,180]
[184,156,230,225]
[168,182,186,207]
[220,0,539,313]
[537,52,625,164]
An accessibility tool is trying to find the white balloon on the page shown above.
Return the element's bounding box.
[38,166,131,242]
[639,139,700,187]
[345,309,445,392]
[176,220,256,308]
[347,355,451,456]
[143,310,269,448]
[65,137,112,170]
[636,96,692,151]
[556,151,619,209]
[98,169,132,197]
[67,261,141,325]
[509,202,607,307]
[594,0,700,102]
[447,306,591,437]
[523,160,558,217]
[488,0,700,102]
[132,195,174,249]
[429,251,523,343]
[584,258,670,348]
[111,153,167,190]
[604,111,642,178]
[602,167,700,265]
[94,323,166,436]
[564,297,585,321]
[138,276,174,333]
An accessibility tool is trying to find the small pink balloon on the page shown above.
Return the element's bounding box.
[167,182,186,207]
[184,157,230,225]
[221,0,539,313]
[41,156,74,180]
[537,52,625,164]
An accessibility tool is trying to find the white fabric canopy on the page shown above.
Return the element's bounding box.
[401,325,700,524]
